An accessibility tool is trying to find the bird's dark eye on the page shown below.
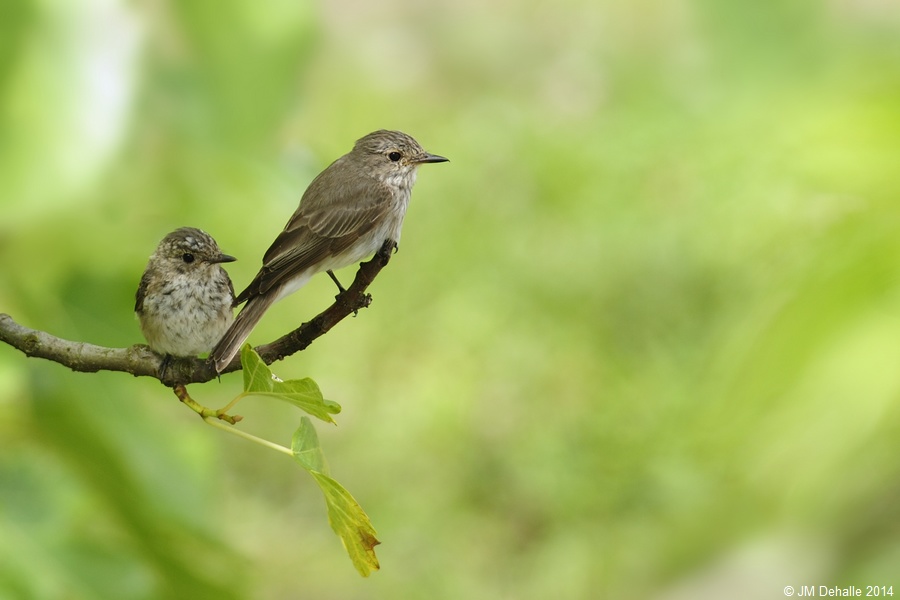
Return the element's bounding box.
[182,253,195,263]
[388,151,402,162]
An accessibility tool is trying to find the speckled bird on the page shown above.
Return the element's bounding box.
[135,227,236,360]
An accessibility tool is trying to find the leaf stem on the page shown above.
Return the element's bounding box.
[216,392,247,416]
[202,417,293,456]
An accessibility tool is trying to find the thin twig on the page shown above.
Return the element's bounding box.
[173,384,243,424]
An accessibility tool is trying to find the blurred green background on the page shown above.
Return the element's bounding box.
[2,0,900,598]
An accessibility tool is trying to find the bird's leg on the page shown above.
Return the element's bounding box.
[327,269,361,317]
[326,269,347,296]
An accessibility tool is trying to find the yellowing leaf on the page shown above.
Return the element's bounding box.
[292,418,380,577]
[311,471,381,577]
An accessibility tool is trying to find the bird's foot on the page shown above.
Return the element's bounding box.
[374,239,398,263]
[158,354,172,379]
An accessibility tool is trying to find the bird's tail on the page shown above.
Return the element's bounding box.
[209,294,277,372]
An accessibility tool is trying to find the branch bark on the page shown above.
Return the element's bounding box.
[0,240,396,387]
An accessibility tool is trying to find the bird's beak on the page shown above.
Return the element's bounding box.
[212,254,237,264]
[415,152,449,164]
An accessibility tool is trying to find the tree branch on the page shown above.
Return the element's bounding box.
[0,240,396,386]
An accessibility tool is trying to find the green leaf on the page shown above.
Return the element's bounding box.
[291,416,328,474]
[292,418,380,577]
[240,345,341,423]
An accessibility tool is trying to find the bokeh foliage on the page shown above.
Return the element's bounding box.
[2,0,900,598]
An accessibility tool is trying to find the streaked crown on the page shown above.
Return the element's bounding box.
[351,130,448,171]
[151,227,235,265]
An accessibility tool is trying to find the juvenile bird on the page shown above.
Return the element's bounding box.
[136,227,236,367]
[210,130,448,372]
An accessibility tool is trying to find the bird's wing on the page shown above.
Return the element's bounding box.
[134,269,151,313]
[236,176,394,302]
[226,268,235,300]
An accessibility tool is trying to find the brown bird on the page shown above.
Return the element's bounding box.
[210,130,448,372]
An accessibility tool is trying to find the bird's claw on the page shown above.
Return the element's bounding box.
[376,239,398,261]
